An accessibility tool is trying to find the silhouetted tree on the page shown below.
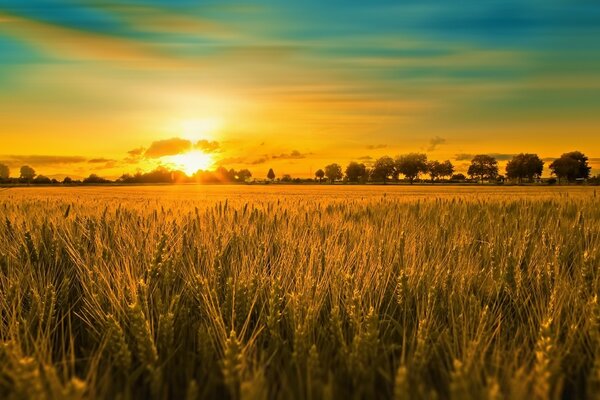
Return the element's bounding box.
[237,169,252,182]
[549,151,591,183]
[63,177,73,184]
[83,174,109,184]
[439,160,454,181]
[324,163,343,183]
[267,168,276,181]
[396,153,428,184]
[451,173,466,181]
[345,161,367,183]
[427,160,442,183]
[506,153,544,183]
[467,155,498,183]
[20,165,36,182]
[0,163,9,180]
[315,169,325,183]
[371,156,396,184]
[33,175,51,184]
[281,174,293,182]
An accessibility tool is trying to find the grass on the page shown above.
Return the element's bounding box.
[0,185,599,399]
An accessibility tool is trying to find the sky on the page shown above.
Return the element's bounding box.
[1,0,600,178]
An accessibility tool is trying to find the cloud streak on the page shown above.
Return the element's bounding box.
[427,136,446,151]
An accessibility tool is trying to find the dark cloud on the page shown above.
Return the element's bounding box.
[250,157,269,165]
[454,153,516,161]
[357,155,373,161]
[427,136,446,151]
[0,155,87,167]
[88,158,116,163]
[366,144,387,150]
[127,147,145,157]
[144,138,192,158]
[195,139,220,153]
[272,150,309,160]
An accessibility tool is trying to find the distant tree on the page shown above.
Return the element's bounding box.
[426,160,442,183]
[439,160,455,181]
[20,165,36,181]
[324,163,343,183]
[281,174,293,182]
[237,169,252,182]
[345,161,367,183]
[228,168,237,182]
[83,174,109,184]
[396,153,428,184]
[33,175,51,184]
[467,155,498,183]
[506,153,544,183]
[63,176,73,184]
[371,156,396,184]
[549,151,591,183]
[215,166,230,182]
[0,163,9,180]
[315,169,325,183]
[451,173,466,181]
[267,168,276,181]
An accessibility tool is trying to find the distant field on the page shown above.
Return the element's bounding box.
[1,185,599,399]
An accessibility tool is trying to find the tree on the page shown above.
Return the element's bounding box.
[371,156,396,184]
[439,160,455,181]
[237,169,252,182]
[20,165,36,181]
[0,163,9,180]
[267,168,276,181]
[315,169,325,183]
[345,161,367,183]
[467,155,498,183]
[426,160,442,183]
[451,173,466,181]
[396,153,428,184]
[63,177,73,184]
[324,163,343,183]
[33,175,51,184]
[83,174,109,184]
[281,174,293,182]
[549,151,591,183]
[505,153,544,183]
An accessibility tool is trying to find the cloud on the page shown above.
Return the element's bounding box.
[367,144,387,150]
[454,153,516,161]
[144,138,192,158]
[0,154,86,168]
[128,147,145,157]
[272,150,309,160]
[427,136,446,151]
[88,158,116,163]
[195,139,220,153]
[357,155,373,161]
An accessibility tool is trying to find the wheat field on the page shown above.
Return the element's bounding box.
[0,185,599,399]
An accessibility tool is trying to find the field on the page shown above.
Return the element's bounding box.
[1,185,599,399]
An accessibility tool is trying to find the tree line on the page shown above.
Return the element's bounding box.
[0,150,596,185]
[309,151,593,184]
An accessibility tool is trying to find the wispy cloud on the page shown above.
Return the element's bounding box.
[427,136,446,151]
[195,139,220,153]
[366,144,387,150]
[0,154,87,168]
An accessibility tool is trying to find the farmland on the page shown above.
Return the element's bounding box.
[1,185,599,399]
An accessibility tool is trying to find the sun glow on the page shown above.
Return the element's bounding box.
[166,151,214,175]
[180,118,222,142]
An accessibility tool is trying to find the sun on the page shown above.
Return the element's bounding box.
[167,150,214,175]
